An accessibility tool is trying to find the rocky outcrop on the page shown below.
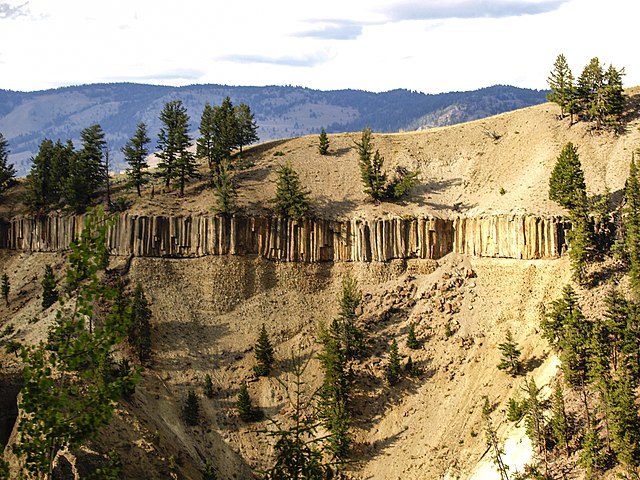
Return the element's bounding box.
[0,213,568,262]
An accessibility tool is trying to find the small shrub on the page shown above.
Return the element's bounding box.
[387,339,402,385]
[237,382,263,422]
[507,397,526,423]
[405,356,424,377]
[203,373,214,398]
[445,323,454,338]
[253,324,274,377]
[406,322,420,349]
[183,390,200,426]
[4,340,21,354]
[201,459,217,480]
[273,151,285,157]
[499,187,506,195]
[0,324,14,338]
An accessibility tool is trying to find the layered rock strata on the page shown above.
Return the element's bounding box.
[0,213,567,261]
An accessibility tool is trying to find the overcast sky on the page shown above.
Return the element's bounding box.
[0,0,636,94]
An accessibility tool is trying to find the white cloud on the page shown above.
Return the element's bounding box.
[0,0,638,93]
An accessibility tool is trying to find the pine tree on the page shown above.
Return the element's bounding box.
[523,377,549,458]
[254,324,275,377]
[234,103,258,155]
[273,163,310,220]
[576,57,604,125]
[318,128,329,155]
[338,274,364,359]
[211,97,238,168]
[183,389,200,426]
[203,373,214,399]
[482,396,510,480]
[1,273,9,306]
[197,103,219,180]
[237,382,260,422]
[41,264,58,310]
[547,54,575,118]
[387,339,402,386]
[122,122,151,196]
[603,289,628,372]
[318,318,351,459]
[608,371,640,469]
[549,142,587,211]
[26,139,74,212]
[65,124,107,212]
[497,329,522,376]
[602,65,625,131]
[129,283,152,363]
[0,132,16,196]
[550,380,570,455]
[356,128,386,201]
[406,322,420,349]
[213,161,237,215]
[157,100,198,195]
[626,155,640,297]
[61,125,107,213]
[549,142,594,283]
[580,428,605,480]
[262,355,338,479]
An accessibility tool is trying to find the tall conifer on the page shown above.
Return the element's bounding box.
[122,122,151,196]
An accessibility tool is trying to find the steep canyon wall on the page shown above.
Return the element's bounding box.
[0,213,568,262]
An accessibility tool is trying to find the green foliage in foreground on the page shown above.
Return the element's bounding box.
[12,209,140,479]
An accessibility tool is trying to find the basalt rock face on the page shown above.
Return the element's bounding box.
[0,213,568,261]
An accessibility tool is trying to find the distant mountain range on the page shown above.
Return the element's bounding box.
[0,83,548,175]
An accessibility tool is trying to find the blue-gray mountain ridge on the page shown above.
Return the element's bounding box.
[0,83,547,175]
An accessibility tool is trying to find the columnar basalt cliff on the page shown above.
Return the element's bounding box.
[0,213,568,261]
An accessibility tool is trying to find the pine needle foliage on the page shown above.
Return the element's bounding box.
[273,163,310,220]
[129,283,152,364]
[203,373,214,399]
[184,390,200,427]
[237,382,261,422]
[482,396,510,480]
[1,273,9,306]
[355,128,418,201]
[337,274,364,359]
[625,154,640,297]
[406,322,420,350]
[387,339,402,386]
[497,329,522,376]
[41,264,58,310]
[549,143,594,283]
[318,128,329,155]
[213,161,237,215]
[254,324,275,377]
[0,132,16,196]
[261,354,339,479]
[122,122,151,196]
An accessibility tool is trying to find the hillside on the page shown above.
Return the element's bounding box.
[1,94,640,479]
[0,83,547,176]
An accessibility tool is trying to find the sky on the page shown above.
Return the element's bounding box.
[0,0,637,94]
